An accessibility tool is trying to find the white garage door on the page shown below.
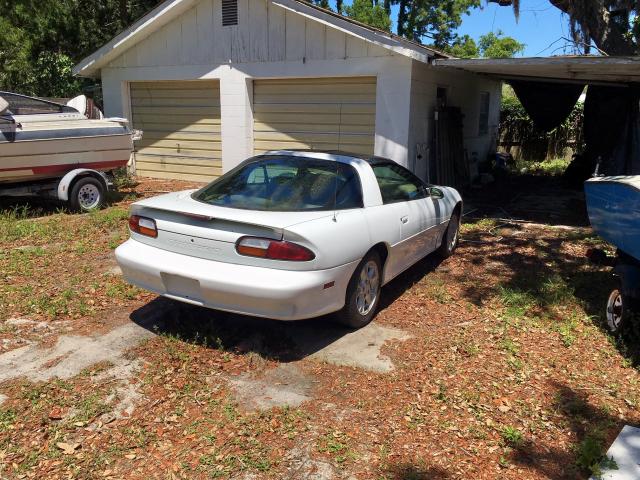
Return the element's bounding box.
[130,80,221,182]
[253,77,376,156]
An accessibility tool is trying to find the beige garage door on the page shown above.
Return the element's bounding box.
[253,77,376,156]
[130,80,221,182]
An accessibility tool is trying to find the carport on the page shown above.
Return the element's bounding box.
[433,56,640,85]
[433,56,640,177]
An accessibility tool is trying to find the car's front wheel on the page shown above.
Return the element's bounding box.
[338,251,382,329]
[438,210,460,258]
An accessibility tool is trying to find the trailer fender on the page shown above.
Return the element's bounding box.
[57,169,110,202]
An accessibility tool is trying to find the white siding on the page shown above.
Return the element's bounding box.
[408,60,501,182]
[107,0,394,68]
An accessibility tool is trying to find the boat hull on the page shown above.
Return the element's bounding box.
[0,115,133,184]
[585,176,640,261]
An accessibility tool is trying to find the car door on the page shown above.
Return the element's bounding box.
[369,162,432,276]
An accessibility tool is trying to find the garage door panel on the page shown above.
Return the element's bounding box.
[254,122,374,135]
[131,80,221,182]
[137,139,221,152]
[254,94,376,104]
[136,161,223,176]
[135,156,222,167]
[253,77,376,155]
[135,169,216,183]
[130,88,217,99]
[132,106,221,116]
[254,83,376,96]
[132,123,221,134]
[132,115,220,127]
[142,131,222,142]
[131,97,220,108]
[139,148,222,160]
[256,77,376,86]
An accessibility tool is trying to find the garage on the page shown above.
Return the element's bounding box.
[130,80,222,182]
[253,77,377,156]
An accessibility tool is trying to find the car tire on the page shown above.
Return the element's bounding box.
[606,288,638,333]
[438,209,460,258]
[338,251,382,329]
[68,177,105,212]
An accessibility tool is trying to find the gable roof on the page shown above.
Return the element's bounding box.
[73,0,448,77]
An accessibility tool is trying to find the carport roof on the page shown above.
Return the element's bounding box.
[433,56,640,85]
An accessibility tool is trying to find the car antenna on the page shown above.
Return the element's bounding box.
[333,158,338,222]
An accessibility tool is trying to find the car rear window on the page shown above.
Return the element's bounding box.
[193,156,363,211]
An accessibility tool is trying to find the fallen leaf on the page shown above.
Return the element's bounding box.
[56,442,80,455]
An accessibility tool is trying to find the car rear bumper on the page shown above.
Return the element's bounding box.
[115,239,359,320]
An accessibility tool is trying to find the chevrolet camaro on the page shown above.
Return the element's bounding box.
[115,150,462,328]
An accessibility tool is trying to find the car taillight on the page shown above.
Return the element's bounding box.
[236,236,315,261]
[129,215,158,238]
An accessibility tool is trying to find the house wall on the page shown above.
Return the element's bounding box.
[408,61,501,182]
[100,0,413,173]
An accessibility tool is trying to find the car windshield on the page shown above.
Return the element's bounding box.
[193,156,363,211]
[0,93,77,116]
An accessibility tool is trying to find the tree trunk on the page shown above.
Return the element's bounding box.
[336,0,343,13]
[406,0,417,40]
[397,0,408,36]
[383,0,391,15]
[549,0,636,55]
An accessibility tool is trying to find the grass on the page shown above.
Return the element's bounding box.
[516,158,571,176]
[501,426,524,447]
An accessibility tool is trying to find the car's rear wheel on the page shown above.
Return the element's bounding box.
[438,209,460,258]
[606,288,638,333]
[338,251,382,329]
[69,177,105,212]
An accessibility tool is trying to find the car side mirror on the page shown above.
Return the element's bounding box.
[0,97,9,116]
[428,187,444,199]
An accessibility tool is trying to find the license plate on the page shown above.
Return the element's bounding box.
[161,273,202,302]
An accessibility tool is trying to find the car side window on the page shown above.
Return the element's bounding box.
[371,163,426,204]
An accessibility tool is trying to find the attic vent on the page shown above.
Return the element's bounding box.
[222,0,238,26]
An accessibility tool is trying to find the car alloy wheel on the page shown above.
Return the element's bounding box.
[606,289,624,332]
[356,260,380,316]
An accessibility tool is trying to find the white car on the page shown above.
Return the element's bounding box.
[116,151,462,328]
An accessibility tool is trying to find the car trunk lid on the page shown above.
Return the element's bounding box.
[128,190,330,267]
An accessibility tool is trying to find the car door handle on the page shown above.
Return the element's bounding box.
[401,216,409,224]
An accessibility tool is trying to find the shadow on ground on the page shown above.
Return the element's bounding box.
[510,381,634,479]
[384,463,450,479]
[463,175,589,227]
[129,252,444,364]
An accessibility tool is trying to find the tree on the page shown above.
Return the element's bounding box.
[447,35,479,57]
[498,0,639,55]
[396,0,480,49]
[478,30,525,58]
[344,0,392,31]
[0,0,160,97]
[446,31,525,58]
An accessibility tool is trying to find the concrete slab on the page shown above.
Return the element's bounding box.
[289,322,412,373]
[594,425,640,480]
[0,322,153,383]
[230,363,313,411]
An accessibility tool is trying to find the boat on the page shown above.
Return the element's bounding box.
[585,175,640,261]
[0,91,135,185]
[585,175,640,332]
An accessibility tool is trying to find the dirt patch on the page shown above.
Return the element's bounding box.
[231,364,314,411]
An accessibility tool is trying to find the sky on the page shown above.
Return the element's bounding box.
[336,0,580,57]
[456,1,573,57]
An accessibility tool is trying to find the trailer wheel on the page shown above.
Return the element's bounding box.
[68,176,105,211]
[606,289,638,333]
